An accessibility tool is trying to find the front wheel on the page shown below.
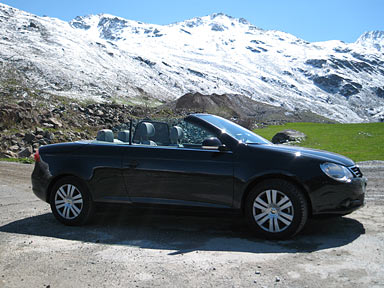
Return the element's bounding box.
[50,176,94,226]
[245,179,308,239]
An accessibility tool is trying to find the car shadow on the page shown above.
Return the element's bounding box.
[0,208,365,255]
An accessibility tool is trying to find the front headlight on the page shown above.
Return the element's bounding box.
[320,162,354,183]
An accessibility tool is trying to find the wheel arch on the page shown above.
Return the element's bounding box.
[240,174,313,216]
[46,174,91,203]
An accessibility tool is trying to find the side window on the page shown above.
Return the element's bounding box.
[182,122,215,145]
[169,120,215,148]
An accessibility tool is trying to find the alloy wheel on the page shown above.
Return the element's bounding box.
[54,184,84,220]
[252,189,294,233]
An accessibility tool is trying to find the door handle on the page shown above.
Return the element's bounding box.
[128,160,139,168]
[124,160,139,168]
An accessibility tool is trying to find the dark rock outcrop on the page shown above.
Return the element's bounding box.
[272,129,307,144]
[171,92,334,129]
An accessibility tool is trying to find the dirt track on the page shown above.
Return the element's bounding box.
[0,161,383,288]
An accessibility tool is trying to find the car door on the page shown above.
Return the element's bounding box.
[85,142,128,203]
[122,145,234,207]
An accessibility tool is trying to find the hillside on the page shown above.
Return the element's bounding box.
[1,3,384,122]
[165,92,334,126]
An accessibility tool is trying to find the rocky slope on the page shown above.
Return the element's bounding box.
[0,3,384,123]
[0,92,172,159]
[1,90,334,159]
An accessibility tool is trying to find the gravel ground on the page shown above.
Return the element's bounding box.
[0,161,383,288]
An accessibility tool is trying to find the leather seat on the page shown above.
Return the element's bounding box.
[96,129,114,142]
[137,122,157,146]
[118,130,130,143]
[170,126,184,147]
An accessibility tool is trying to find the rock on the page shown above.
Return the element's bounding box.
[86,108,94,115]
[24,133,35,143]
[17,101,33,109]
[275,276,281,282]
[44,131,55,140]
[35,127,44,134]
[46,117,62,128]
[9,145,19,152]
[95,109,104,116]
[0,151,18,158]
[15,132,25,138]
[18,147,32,158]
[42,123,54,128]
[272,129,306,144]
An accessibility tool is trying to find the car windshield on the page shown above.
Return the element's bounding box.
[196,115,271,144]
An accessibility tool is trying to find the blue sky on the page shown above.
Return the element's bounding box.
[2,0,383,43]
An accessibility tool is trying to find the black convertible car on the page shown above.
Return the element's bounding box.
[31,114,367,239]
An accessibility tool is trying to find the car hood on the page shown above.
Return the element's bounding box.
[248,144,355,166]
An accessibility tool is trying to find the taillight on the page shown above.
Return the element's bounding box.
[34,149,40,162]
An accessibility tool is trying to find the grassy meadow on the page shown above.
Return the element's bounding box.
[255,122,384,162]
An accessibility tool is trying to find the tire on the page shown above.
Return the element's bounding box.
[245,179,308,240]
[50,176,94,226]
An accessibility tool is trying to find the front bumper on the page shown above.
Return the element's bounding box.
[311,176,367,215]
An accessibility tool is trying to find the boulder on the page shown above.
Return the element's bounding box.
[42,123,54,128]
[38,139,48,145]
[9,145,19,152]
[15,132,25,138]
[0,151,18,158]
[46,117,63,128]
[44,131,55,140]
[24,132,35,143]
[95,109,104,116]
[272,129,306,144]
[18,147,32,158]
[35,127,44,134]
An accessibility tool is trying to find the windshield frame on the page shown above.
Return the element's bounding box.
[192,114,271,145]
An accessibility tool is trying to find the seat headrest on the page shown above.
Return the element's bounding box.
[117,130,130,142]
[170,126,184,144]
[96,129,114,142]
[138,122,155,139]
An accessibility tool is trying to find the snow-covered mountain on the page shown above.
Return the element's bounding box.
[356,31,384,51]
[1,3,383,123]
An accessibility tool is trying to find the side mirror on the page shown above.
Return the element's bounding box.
[202,137,229,151]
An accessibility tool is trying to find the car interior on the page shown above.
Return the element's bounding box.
[93,119,215,149]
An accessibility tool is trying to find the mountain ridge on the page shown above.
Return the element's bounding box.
[356,30,384,51]
[0,3,383,123]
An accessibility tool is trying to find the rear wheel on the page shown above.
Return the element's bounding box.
[50,176,94,225]
[245,179,308,239]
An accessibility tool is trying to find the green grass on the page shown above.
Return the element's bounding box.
[255,122,384,162]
